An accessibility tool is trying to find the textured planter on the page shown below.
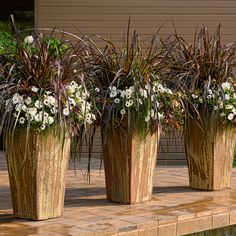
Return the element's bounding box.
[185,116,236,190]
[102,121,160,204]
[5,127,71,220]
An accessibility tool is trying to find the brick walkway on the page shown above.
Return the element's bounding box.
[1,151,236,236]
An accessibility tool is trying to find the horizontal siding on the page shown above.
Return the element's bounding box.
[80,129,186,165]
[36,0,236,43]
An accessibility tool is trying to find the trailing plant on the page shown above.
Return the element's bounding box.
[165,25,236,126]
[0,28,96,139]
[85,26,184,139]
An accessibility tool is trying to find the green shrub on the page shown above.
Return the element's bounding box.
[0,31,17,54]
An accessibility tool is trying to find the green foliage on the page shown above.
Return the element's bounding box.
[0,32,17,54]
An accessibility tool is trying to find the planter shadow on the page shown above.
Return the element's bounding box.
[153,186,199,194]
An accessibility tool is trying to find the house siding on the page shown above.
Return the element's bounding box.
[35,0,236,165]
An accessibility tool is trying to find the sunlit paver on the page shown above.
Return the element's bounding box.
[1,151,236,235]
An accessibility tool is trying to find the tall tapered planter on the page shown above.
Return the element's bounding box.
[185,116,236,190]
[5,127,71,220]
[102,121,160,204]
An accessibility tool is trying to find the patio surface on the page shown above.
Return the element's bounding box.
[1,151,236,236]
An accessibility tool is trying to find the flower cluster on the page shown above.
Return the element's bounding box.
[94,77,184,128]
[190,80,236,122]
[4,81,96,131]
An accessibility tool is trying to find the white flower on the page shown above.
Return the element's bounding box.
[125,88,133,97]
[219,101,224,108]
[24,35,34,45]
[15,103,23,112]
[192,94,198,99]
[119,90,126,98]
[109,87,118,98]
[19,117,25,124]
[27,107,37,117]
[69,98,76,108]
[21,104,27,112]
[48,96,56,106]
[208,89,213,95]
[82,92,90,99]
[138,99,143,105]
[47,116,54,125]
[226,104,234,110]
[95,87,100,93]
[63,107,70,116]
[221,82,232,91]
[12,93,23,104]
[120,109,126,115]
[214,106,218,111]
[165,88,173,94]
[41,124,46,130]
[51,107,58,114]
[45,91,52,95]
[43,112,49,119]
[35,100,42,109]
[67,81,79,94]
[220,112,225,117]
[114,98,120,103]
[31,86,39,93]
[232,108,236,115]
[43,99,50,106]
[225,94,230,100]
[125,100,133,108]
[85,114,93,124]
[34,113,42,122]
[228,113,234,121]
[25,97,32,105]
[139,88,147,98]
[157,84,164,92]
[207,95,212,99]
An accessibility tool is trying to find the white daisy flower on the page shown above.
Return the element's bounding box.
[24,35,34,45]
[27,107,37,117]
[31,86,39,93]
[226,104,234,110]
[95,87,100,93]
[228,113,234,121]
[114,98,120,103]
[19,117,25,124]
[40,124,46,130]
[12,93,23,104]
[25,97,32,105]
[63,107,70,116]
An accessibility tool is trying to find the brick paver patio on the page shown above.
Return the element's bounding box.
[1,151,236,235]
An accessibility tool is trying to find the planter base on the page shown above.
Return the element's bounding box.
[103,123,159,204]
[5,128,70,220]
[185,118,236,191]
